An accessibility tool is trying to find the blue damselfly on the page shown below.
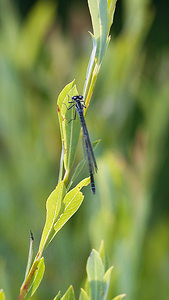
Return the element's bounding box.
[66,95,97,194]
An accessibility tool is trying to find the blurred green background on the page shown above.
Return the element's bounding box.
[0,0,169,299]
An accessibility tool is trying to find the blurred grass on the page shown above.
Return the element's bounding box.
[0,0,169,300]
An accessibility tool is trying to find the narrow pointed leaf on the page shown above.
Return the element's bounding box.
[84,278,90,299]
[54,178,90,234]
[53,291,61,300]
[98,240,109,271]
[104,266,114,283]
[39,181,65,253]
[107,0,118,33]
[79,289,89,300]
[103,266,114,300]
[112,294,126,300]
[98,240,105,266]
[30,257,45,296]
[61,286,75,300]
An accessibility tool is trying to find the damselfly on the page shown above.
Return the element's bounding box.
[66,95,97,194]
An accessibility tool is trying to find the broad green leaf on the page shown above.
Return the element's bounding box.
[86,249,106,300]
[79,289,89,300]
[30,257,45,296]
[39,181,65,253]
[53,291,61,300]
[87,249,105,282]
[112,294,126,300]
[54,177,90,234]
[0,290,6,300]
[57,81,81,172]
[61,285,75,300]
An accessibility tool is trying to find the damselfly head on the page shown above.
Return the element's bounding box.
[72,95,83,101]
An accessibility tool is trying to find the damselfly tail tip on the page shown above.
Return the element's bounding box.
[90,174,96,194]
[92,186,96,194]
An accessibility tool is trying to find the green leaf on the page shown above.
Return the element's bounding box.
[87,0,107,63]
[87,0,101,62]
[87,0,117,64]
[86,249,106,300]
[98,240,110,272]
[84,278,90,300]
[83,33,97,98]
[87,249,105,282]
[98,240,107,269]
[61,286,75,300]
[112,294,126,300]
[53,291,61,300]
[39,181,65,253]
[54,178,90,235]
[57,81,75,142]
[67,139,101,191]
[67,158,86,191]
[104,266,114,283]
[107,0,118,33]
[103,266,114,300]
[30,257,45,296]
[79,289,89,300]
[57,81,81,172]
[87,0,100,40]
[98,0,108,62]
[0,290,6,300]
